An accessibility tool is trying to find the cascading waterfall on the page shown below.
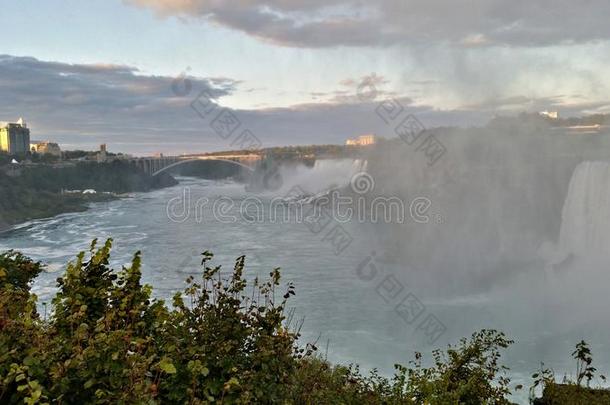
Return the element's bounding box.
[278,158,368,200]
[558,161,610,258]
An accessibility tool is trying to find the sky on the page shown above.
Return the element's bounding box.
[2,0,610,154]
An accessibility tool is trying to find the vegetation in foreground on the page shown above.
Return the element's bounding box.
[0,241,608,404]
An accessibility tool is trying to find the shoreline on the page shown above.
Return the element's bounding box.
[0,192,119,234]
[0,160,178,235]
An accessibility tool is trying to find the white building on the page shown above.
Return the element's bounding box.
[539,111,559,119]
[346,134,377,146]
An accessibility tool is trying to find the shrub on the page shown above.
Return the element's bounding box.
[531,340,609,405]
[401,330,515,404]
[0,240,301,403]
[0,251,46,404]
[0,240,564,404]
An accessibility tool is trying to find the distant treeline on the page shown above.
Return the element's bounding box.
[18,160,176,193]
[195,144,362,160]
[0,150,126,165]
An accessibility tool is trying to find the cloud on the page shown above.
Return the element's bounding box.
[0,55,237,153]
[3,54,608,156]
[0,55,488,154]
[125,0,610,48]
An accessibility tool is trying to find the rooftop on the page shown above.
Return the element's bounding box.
[0,118,27,128]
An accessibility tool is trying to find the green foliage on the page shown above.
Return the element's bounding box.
[0,251,44,292]
[572,340,597,387]
[3,241,609,404]
[531,340,609,404]
[287,359,395,404]
[536,383,610,405]
[0,252,46,404]
[0,242,303,403]
[403,330,515,404]
[154,251,299,403]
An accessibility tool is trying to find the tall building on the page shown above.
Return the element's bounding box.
[0,118,31,154]
[97,143,107,163]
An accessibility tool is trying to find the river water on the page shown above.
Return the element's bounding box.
[2,159,610,403]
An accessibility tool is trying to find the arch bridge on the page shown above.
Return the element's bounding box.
[129,154,262,177]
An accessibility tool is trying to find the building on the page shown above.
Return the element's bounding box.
[0,118,31,154]
[97,144,107,163]
[30,140,61,157]
[346,134,377,146]
[539,111,559,119]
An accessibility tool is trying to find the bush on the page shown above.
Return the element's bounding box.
[531,340,609,404]
[0,240,580,404]
[535,384,610,405]
[403,330,515,404]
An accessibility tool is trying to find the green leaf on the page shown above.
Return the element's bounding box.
[159,357,177,374]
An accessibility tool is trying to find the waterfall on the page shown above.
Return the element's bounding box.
[276,158,367,196]
[558,161,610,258]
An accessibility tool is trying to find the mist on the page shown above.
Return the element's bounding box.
[329,120,610,382]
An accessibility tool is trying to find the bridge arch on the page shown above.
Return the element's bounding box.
[151,158,255,177]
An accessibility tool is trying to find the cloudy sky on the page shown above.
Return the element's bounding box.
[2,0,610,154]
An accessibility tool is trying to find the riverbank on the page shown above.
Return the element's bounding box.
[0,192,118,232]
[0,161,177,231]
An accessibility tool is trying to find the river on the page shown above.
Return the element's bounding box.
[2,159,610,403]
